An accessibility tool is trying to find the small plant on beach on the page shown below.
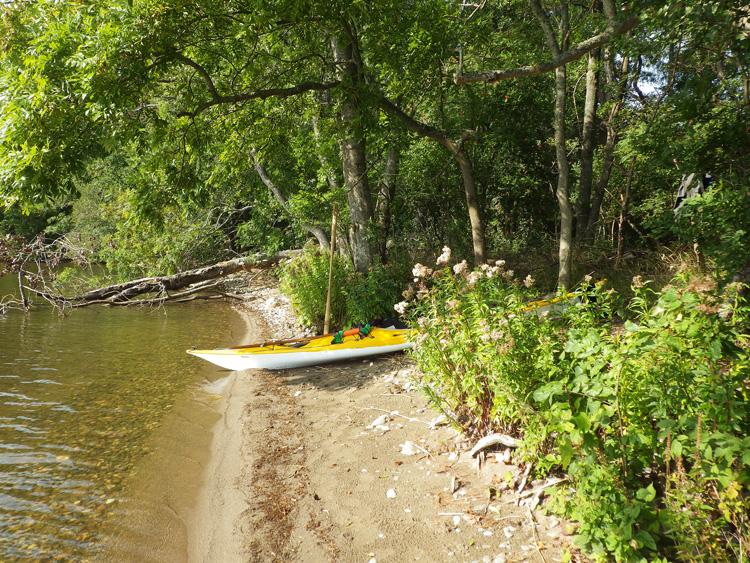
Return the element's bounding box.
[398,249,750,563]
[279,246,410,331]
[279,246,349,330]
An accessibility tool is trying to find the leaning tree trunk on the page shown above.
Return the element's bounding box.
[377,97,487,265]
[251,152,330,249]
[28,253,297,308]
[454,146,487,264]
[331,26,374,274]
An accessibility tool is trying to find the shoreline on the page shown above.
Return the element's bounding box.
[188,279,579,563]
[188,305,269,562]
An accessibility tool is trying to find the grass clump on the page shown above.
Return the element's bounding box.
[399,250,750,563]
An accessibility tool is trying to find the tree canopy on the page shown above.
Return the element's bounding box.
[1,0,748,284]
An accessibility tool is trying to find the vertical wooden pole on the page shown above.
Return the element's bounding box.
[18,270,29,311]
[323,203,339,334]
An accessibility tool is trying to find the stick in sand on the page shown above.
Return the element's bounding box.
[324,203,338,334]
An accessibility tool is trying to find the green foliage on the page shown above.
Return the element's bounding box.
[279,247,410,332]
[402,255,750,562]
[672,180,750,280]
[342,258,412,328]
[0,0,130,204]
[280,247,349,331]
[0,202,70,240]
[95,208,231,279]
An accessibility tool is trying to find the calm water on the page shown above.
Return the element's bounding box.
[0,275,243,561]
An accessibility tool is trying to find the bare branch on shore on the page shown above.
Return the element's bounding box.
[2,250,299,310]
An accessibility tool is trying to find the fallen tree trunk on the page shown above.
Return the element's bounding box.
[27,251,298,308]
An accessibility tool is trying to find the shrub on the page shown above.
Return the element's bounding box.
[279,247,349,331]
[279,247,410,332]
[400,253,750,563]
[668,179,750,282]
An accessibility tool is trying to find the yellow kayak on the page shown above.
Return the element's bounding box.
[187,326,413,371]
[187,281,602,371]
[520,279,606,316]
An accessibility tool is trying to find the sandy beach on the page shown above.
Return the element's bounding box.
[189,283,580,563]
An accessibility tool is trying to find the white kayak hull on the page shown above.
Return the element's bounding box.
[188,341,412,371]
[187,327,413,371]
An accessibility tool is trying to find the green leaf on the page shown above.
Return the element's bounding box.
[624,320,640,332]
[671,439,683,459]
[708,338,721,360]
[573,412,591,432]
[559,438,575,470]
[636,483,656,502]
[634,529,657,551]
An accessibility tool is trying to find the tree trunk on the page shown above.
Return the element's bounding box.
[527,0,572,289]
[454,146,487,264]
[331,27,373,274]
[576,48,599,241]
[586,126,615,240]
[585,51,629,242]
[377,97,487,265]
[554,64,573,290]
[615,156,637,269]
[251,152,330,249]
[376,146,399,262]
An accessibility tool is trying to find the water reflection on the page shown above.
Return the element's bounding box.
[0,296,240,561]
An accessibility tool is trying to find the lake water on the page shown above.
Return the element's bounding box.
[0,274,243,561]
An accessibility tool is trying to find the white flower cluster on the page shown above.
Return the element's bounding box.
[479,263,501,279]
[436,246,452,266]
[467,271,482,286]
[447,256,519,287]
[394,301,408,314]
[523,274,535,288]
[491,328,506,341]
[412,263,433,281]
[478,319,491,341]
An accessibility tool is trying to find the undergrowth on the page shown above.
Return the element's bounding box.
[397,249,750,563]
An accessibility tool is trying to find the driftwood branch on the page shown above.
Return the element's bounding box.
[25,252,298,308]
[470,433,518,457]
